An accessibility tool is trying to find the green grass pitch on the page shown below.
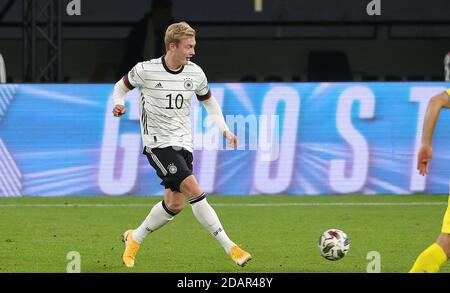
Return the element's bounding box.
[0,194,448,273]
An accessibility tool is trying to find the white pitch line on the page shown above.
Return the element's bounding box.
[0,202,446,207]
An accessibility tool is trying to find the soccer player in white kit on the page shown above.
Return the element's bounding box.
[112,21,252,268]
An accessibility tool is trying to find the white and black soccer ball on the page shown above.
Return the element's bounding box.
[318,229,350,261]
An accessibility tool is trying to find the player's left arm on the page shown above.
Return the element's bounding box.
[417,90,450,175]
[196,69,238,148]
[200,94,238,148]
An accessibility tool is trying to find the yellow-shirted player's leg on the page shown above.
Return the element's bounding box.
[409,243,447,273]
[441,196,450,234]
[409,197,450,273]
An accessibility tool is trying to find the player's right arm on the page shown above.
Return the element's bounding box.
[112,62,145,117]
[418,90,450,175]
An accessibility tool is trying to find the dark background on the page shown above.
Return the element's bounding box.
[1,0,449,82]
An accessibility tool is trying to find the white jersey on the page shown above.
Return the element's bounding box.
[125,56,211,153]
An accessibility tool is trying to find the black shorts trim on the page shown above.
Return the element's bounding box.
[145,148,168,176]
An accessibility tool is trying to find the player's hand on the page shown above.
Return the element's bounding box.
[112,105,127,117]
[224,130,238,148]
[417,144,432,176]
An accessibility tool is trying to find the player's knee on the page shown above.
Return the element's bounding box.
[163,192,185,214]
[165,200,184,214]
[437,233,450,258]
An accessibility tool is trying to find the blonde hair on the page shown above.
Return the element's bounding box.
[164,22,196,51]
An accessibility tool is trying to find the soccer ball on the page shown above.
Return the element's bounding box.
[318,229,350,261]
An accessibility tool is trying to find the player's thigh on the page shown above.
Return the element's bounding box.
[441,196,450,234]
[178,150,202,197]
[180,175,203,198]
[146,147,193,192]
[436,196,450,257]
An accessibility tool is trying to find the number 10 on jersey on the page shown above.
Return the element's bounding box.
[166,94,184,109]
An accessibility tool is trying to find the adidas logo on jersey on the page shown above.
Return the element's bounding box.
[155,82,163,88]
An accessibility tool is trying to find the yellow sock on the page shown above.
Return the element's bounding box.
[409,243,447,273]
